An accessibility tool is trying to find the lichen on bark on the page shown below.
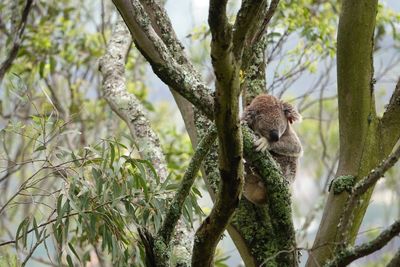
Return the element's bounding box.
[242,126,297,266]
[110,1,298,266]
[306,1,385,266]
[330,175,355,195]
[230,200,277,266]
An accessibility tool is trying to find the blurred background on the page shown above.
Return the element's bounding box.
[0,0,399,266]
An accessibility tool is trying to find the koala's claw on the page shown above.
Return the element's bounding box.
[254,137,269,152]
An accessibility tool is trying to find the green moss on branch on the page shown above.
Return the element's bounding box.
[151,126,217,267]
[330,175,355,195]
[242,126,297,266]
[157,126,217,244]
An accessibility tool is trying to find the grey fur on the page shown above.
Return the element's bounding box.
[242,94,303,204]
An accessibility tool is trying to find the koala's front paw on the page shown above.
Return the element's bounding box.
[254,137,269,152]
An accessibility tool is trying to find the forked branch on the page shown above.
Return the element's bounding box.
[338,144,400,237]
[112,0,214,118]
[192,1,243,266]
[327,220,400,267]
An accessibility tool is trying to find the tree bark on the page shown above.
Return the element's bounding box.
[325,220,400,267]
[192,2,244,266]
[99,21,193,267]
[307,1,381,265]
[111,1,296,266]
[99,21,168,181]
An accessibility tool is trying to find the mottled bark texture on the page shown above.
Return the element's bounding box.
[380,78,400,154]
[112,0,214,118]
[156,126,217,248]
[325,220,400,267]
[192,1,278,266]
[99,21,168,181]
[99,21,192,267]
[306,0,399,265]
[111,0,296,266]
[192,1,243,266]
[240,0,277,107]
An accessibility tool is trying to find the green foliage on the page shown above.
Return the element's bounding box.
[0,102,202,266]
[1,1,398,266]
[0,254,19,267]
[0,1,203,263]
[276,0,338,56]
[160,126,193,176]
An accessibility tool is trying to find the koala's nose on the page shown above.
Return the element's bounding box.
[269,130,279,142]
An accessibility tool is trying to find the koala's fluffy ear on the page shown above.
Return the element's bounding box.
[282,102,302,124]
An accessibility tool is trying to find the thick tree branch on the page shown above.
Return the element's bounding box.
[0,0,34,82]
[112,0,214,118]
[191,2,244,266]
[336,0,378,175]
[242,127,297,266]
[253,0,280,44]
[232,0,268,58]
[326,220,400,267]
[100,21,195,267]
[381,78,400,154]
[99,21,168,180]
[307,1,379,265]
[240,1,279,105]
[208,0,231,47]
[241,35,268,107]
[338,144,400,239]
[139,0,184,61]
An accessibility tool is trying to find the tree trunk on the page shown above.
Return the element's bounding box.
[306,1,380,265]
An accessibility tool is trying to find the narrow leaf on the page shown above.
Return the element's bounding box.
[66,255,73,267]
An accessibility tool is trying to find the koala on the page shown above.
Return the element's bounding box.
[242,94,302,205]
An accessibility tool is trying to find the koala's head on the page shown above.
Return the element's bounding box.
[243,94,301,142]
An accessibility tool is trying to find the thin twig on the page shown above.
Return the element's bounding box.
[157,126,217,244]
[0,0,34,82]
